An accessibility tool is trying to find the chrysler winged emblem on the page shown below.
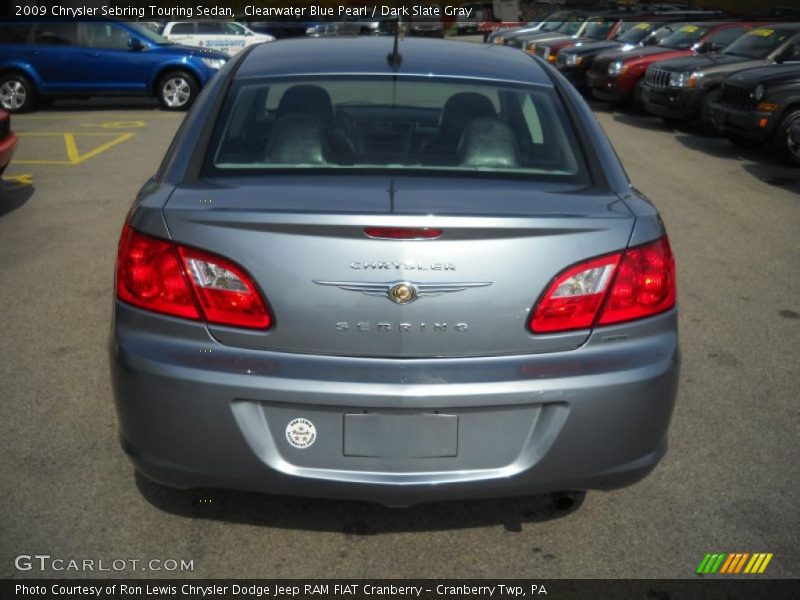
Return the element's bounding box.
[312,280,492,304]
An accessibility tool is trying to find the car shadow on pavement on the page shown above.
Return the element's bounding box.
[0,180,34,217]
[674,133,800,192]
[134,471,584,534]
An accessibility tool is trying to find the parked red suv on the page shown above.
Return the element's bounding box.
[588,22,759,105]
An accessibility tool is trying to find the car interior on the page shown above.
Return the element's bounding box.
[212,82,580,175]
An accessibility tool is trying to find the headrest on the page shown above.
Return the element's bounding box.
[439,92,496,138]
[458,118,519,169]
[277,85,335,129]
[265,114,327,165]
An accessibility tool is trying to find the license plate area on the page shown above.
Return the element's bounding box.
[344,412,458,458]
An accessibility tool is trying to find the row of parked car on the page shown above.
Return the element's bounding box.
[490,13,800,165]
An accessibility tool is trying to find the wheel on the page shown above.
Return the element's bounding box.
[774,109,800,166]
[0,73,35,113]
[157,71,199,111]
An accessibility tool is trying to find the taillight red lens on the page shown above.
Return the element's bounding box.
[530,236,676,334]
[597,236,675,326]
[116,225,271,330]
[116,225,200,320]
[364,227,443,240]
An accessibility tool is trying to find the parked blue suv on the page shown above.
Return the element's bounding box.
[0,21,228,112]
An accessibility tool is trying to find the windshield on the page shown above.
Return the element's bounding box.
[205,77,586,182]
[557,21,584,35]
[616,22,655,44]
[723,27,795,58]
[659,24,711,49]
[541,21,563,32]
[127,22,171,44]
[583,21,615,40]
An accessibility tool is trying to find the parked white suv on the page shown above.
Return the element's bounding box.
[162,21,274,56]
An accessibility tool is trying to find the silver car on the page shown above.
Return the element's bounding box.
[110,37,679,508]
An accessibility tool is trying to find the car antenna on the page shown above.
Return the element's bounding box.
[387,18,403,70]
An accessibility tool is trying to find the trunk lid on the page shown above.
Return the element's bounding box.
[163,176,635,357]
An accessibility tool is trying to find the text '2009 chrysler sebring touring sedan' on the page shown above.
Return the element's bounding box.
[110,37,678,508]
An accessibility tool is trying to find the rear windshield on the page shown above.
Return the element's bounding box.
[205,77,587,183]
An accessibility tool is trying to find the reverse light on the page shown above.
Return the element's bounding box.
[530,237,675,334]
[116,225,271,329]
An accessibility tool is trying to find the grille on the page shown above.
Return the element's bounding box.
[590,58,609,75]
[645,68,671,89]
[0,116,8,140]
[720,82,756,110]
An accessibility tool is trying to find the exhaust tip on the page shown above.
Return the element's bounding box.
[550,491,585,511]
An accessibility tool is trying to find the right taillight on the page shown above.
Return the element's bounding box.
[116,224,272,330]
[530,236,675,334]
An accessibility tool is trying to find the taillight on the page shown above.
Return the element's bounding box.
[116,225,200,321]
[116,225,271,329]
[178,246,271,329]
[597,237,675,326]
[530,236,675,334]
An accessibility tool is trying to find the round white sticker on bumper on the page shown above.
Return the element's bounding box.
[286,418,317,449]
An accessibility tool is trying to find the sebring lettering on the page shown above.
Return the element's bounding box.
[336,322,469,332]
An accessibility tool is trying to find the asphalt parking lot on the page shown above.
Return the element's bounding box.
[1,92,798,579]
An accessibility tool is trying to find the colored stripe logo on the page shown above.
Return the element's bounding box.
[696,553,773,574]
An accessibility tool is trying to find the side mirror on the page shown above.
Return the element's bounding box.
[128,37,145,51]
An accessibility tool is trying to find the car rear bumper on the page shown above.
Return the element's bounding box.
[708,102,779,141]
[641,85,698,120]
[110,302,679,506]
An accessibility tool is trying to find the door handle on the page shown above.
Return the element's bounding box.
[86,51,100,57]
[24,50,40,56]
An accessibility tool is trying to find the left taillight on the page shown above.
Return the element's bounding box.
[116,224,272,330]
[530,236,676,334]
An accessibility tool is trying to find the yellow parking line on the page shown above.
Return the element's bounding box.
[13,132,135,165]
[16,114,176,120]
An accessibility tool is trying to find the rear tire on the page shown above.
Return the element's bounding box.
[773,109,800,166]
[0,73,36,113]
[157,71,199,111]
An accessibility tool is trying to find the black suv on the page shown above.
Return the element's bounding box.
[710,64,800,164]
[640,24,800,125]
